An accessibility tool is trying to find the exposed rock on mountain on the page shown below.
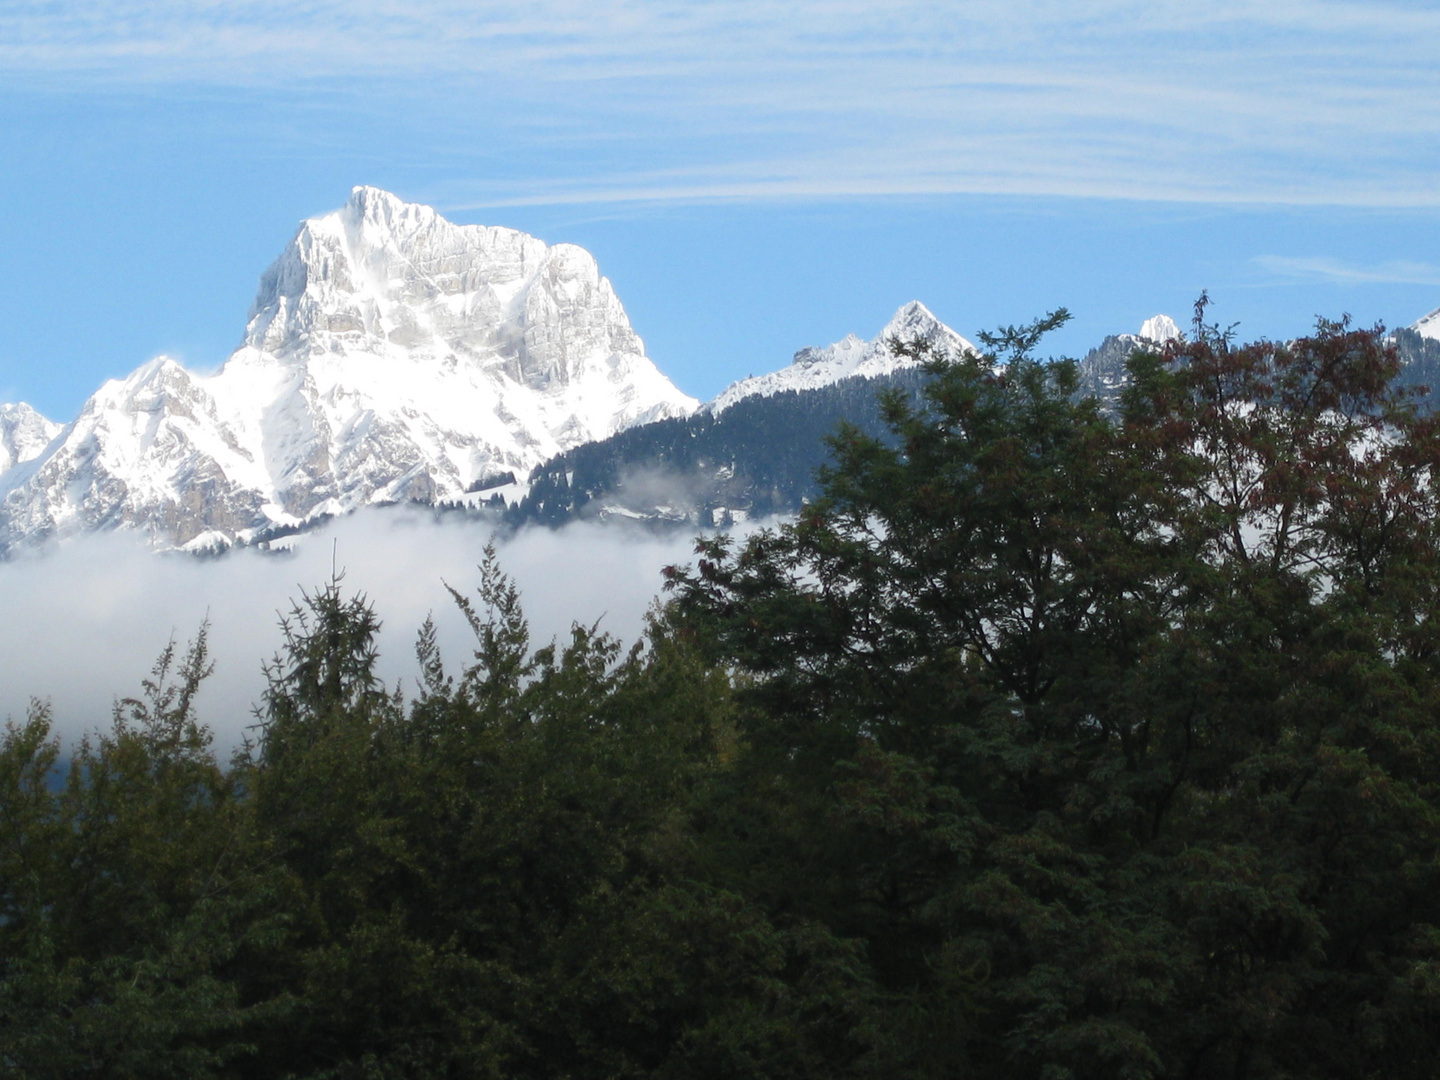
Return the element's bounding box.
[0,188,696,553]
[1076,313,1183,404]
[1078,311,1440,411]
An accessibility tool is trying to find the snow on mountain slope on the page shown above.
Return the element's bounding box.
[1139,314,1182,344]
[0,188,697,553]
[1414,306,1440,342]
[0,403,60,476]
[706,301,975,414]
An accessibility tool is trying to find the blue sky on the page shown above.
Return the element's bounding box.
[3,0,1439,419]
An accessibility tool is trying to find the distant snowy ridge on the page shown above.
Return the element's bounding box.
[0,403,60,475]
[706,301,975,414]
[1414,306,1440,342]
[0,187,697,554]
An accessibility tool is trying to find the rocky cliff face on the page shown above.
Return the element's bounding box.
[0,188,697,553]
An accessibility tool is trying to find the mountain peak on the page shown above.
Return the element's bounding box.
[708,302,974,414]
[1413,305,1440,342]
[881,300,940,337]
[238,190,658,389]
[879,301,974,358]
[347,184,409,213]
[1139,314,1181,343]
[0,402,61,477]
[0,190,697,554]
[341,186,447,243]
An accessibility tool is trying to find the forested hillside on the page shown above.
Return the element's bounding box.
[1394,325,1440,398]
[509,322,1440,532]
[4,309,1440,1078]
[508,369,932,527]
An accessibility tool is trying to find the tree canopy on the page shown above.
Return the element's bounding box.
[4,304,1440,1078]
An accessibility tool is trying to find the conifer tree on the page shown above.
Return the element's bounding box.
[667,303,1440,1079]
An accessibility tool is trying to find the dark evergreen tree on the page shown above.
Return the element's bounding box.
[667,302,1440,1079]
[0,630,274,1078]
[509,369,935,527]
[7,303,1440,1078]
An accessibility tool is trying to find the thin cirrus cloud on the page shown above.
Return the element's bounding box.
[1,1,1439,206]
[1254,255,1440,287]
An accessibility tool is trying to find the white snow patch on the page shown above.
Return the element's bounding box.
[1139,314,1182,343]
[1412,306,1440,342]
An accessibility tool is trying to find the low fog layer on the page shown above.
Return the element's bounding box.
[0,510,721,748]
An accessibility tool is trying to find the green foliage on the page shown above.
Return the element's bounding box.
[1,631,271,1078]
[5,307,1440,1077]
[666,303,1440,1078]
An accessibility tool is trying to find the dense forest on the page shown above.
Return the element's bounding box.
[4,305,1440,1078]
[508,369,933,527]
[507,325,1440,532]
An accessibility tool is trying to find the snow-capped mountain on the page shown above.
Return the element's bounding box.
[706,301,975,414]
[0,403,60,475]
[1138,314,1182,344]
[1414,306,1440,342]
[0,188,697,553]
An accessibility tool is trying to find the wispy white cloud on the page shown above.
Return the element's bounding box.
[1,1,1438,206]
[1254,255,1440,286]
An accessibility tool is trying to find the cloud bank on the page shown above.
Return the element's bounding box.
[0,510,714,749]
[3,1,1437,207]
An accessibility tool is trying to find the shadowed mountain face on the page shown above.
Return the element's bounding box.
[507,312,1169,530]
[506,367,938,529]
[505,303,972,529]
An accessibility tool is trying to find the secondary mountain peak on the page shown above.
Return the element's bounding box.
[0,403,60,476]
[1075,314,1180,403]
[1139,313,1182,343]
[706,302,975,415]
[1413,305,1440,342]
[879,299,954,344]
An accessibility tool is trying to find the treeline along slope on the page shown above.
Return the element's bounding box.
[509,367,933,527]
[508,316,1440,531]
